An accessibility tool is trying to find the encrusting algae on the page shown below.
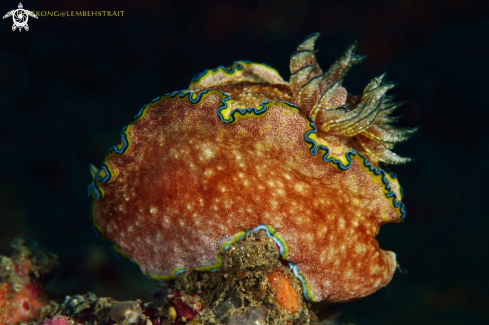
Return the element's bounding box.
[89,32,417,303]
[0,238,58,324]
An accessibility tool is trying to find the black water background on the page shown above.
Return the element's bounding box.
[1,0,488,324]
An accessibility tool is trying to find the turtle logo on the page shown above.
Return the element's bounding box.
[3,3,38,32]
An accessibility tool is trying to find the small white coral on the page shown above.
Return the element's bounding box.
[109,301,142,324]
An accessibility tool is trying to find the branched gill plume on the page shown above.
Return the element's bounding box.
[289,32,419,164]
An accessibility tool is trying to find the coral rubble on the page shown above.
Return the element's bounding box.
[1,236,347,324]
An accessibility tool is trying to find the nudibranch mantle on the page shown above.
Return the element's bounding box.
[90,33,416,303]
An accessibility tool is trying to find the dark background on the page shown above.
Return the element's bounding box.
[1,0,488,324]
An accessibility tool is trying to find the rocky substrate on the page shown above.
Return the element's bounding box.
[0,233,348,325]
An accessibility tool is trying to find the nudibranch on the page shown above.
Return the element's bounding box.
[89,33,417,303]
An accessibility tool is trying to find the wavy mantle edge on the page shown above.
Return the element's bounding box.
[88,87,406,303]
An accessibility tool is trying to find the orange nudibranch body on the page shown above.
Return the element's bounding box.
[89,33,416,302]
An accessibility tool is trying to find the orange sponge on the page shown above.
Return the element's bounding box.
[266,270,301,314]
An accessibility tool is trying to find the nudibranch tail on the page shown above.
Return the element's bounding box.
[289,33,418,164]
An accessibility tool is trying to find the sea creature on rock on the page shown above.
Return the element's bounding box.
[89,32,418,303]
